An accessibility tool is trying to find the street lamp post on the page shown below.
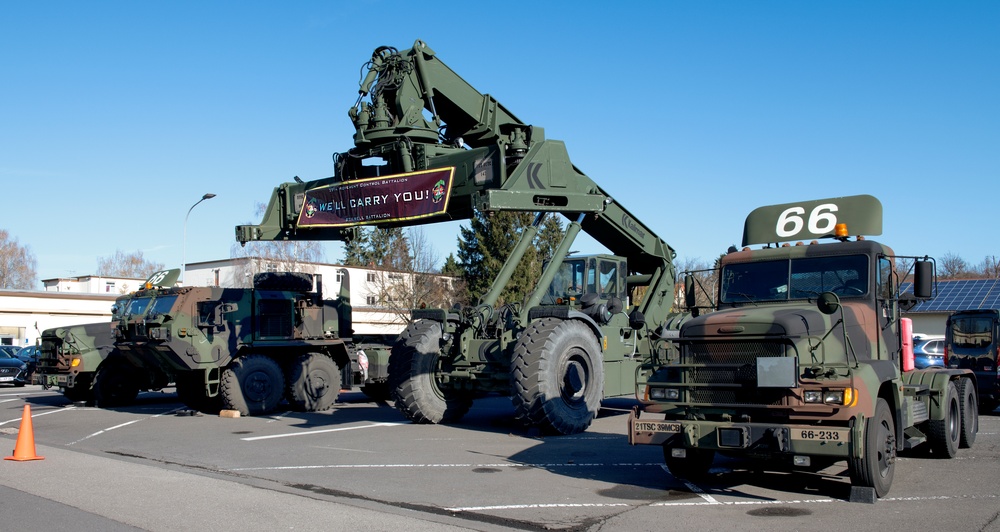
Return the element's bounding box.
[182,193,216,283]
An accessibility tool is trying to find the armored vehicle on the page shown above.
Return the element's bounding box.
[111,268,388,415]
[628,195,979,500]
[946,309,1000,414]
[237,41,685,434]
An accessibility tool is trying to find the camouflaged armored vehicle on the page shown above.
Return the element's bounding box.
[628,195,979,500]
[35,271,177,403]
[110,268,389,415]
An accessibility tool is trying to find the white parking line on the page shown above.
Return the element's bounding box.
[240,421,405,441]
[448,502,632,512]
[660,465,719,504]
[228,461,662,472]
[0,406,76,426]
[68,419,143,445]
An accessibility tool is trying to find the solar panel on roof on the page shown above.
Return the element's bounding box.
[906,278,1000,313]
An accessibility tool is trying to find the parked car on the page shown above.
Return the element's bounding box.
[913,333,946,369]
[15,345,39,379]
[0,347,29,387]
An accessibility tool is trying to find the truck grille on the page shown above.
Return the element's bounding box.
[681,340,790,406]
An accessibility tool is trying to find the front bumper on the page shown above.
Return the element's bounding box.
[627,408,857,459]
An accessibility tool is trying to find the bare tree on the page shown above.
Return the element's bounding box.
[96,249,164,279]
[0,229,38,289]
[975,256,1000,279]
[229,203,326,287]
[939,252,971,279]
[366,227,461,324]
[674,257,718,313]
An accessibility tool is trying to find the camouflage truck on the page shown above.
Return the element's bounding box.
[34,271,178,403]
[111,268,390,415]
[628,195,979,501]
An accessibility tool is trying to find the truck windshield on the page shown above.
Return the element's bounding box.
[950,316,994,348]
[543,259,587,304]
[721,255,868,304]
[148,296,178,318]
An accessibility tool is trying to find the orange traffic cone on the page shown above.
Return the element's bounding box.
[5,404,44,461]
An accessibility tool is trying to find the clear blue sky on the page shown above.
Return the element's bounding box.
[3,2,998,286]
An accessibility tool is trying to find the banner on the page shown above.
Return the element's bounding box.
[297,168,454,227]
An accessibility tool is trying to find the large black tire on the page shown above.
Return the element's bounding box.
[929,381,961,458]
[663,447,715,481]
[175,372,222,414]
[511,318,604,435]
[221,355,285,416]
[93,360,140,407]
[957,377,978,449]
[388,320,471,424]
[286,353,341,412]
[848,398,896,498]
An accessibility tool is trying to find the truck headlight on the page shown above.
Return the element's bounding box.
[804,390,823,403]
[648,387,679,400]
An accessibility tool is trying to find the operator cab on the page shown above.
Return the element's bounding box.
[543,254,627,305]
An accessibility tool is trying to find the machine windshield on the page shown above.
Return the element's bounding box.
[950,316,994,349]
[721,255,868,304]
[543,259,587,304]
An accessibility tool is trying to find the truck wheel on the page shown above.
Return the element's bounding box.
[93,360,140,407]
[388,320,471,424]
[286,353,341,412]
[957,377,978,448]
[663,447,715,481]
[929,381,961,458]
[175,373,222,414]
[847,398,895,498]
[221,355,284,416]
[511,318,604,435]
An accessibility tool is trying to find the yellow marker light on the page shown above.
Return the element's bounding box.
[835,223,849,238]
[70,358,81,368]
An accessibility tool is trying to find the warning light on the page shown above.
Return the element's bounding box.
[834,223,849,238]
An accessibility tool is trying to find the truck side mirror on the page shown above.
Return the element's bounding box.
[684,275,696,309]
[817,292,841,315]
[913,261,933,299]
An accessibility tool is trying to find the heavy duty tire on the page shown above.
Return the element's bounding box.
[388,320,471,424]
[221,355,284,416]
[957,377,979,448]
[286,353,341,412]
[175,372,222,414]
[929,381,961,458]
[848,398,895,498]
[93,360,140,407]
[663,447,715,481]
[511,318,604,435]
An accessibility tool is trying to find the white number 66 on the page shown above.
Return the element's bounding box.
[776,203,839,238]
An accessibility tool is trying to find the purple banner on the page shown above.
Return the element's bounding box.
[298,168,454,227]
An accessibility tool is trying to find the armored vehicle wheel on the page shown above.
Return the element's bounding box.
[929,381,961,458]
[511,318,604,435]
[93,360,140,407]
[175,373,222,414]
[388,320,471,424]
[957,377,978,448]
[286,353,341,412]
[848,398,895,497]
[221,355,284,416]
[663,447,715,481]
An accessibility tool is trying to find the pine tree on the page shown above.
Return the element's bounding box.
[457,211,545,305]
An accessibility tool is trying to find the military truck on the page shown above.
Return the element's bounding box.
[236,41,685,434]
[34,270,179,403]
[946,309,1000,414]
[110,268,390,415]
[628,195,979,500]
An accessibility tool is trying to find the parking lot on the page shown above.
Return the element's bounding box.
[2,386,1000,531]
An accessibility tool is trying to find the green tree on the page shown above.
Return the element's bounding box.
[0,229,37,289]
[457,211,544,305]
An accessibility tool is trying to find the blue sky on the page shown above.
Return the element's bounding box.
[3,2,998,286]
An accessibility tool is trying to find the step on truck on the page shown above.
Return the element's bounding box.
[628,195,979,500]
[236,41,686,434]
[110,268,390,415]
[946,309,1000,414]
